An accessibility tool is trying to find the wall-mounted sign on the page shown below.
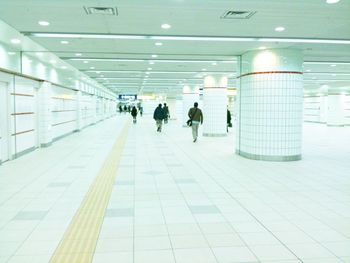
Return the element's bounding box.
[118,94,137,101]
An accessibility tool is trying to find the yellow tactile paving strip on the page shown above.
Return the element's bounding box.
[49,122,130,263]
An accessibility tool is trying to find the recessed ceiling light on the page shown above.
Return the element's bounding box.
[11,39,21,44]
[202,68,207,71]
[306,69,311,72]
[275,27,285,32]
[161,23,171,29]
[61,40,69,44]
[259,46,266,50]
[96,71,101,74]
[151,54,158,58]
[75,53,82,56]
[212,62,217,66]
[146,72,150,75]
[149,61,155,64]
[155,42,163,46]
[38,21,50,26]
[7,52,16,55]
[90,66,95,69]
[330,64,336,67]
[83,61,89,64]
[326,0,340,3]
[50,60,56,64]
[148,68,152,70]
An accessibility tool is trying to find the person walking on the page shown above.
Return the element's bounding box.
[227,108,232,132]
[153,104,165,132]
[188,102,203,142]
[123,105,127,113]
[163,103,169,124]
[131,106,138,124]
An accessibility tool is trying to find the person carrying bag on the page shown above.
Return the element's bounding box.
[187,102,203,142]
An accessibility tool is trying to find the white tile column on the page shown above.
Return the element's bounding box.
[203,75,227,137]
[236,49,304,161]
[167,97,177,120]
[182,85,199,127]
[327,94,345,126]
[37,81,53,147]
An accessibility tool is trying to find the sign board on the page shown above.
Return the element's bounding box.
[118,94,137,101]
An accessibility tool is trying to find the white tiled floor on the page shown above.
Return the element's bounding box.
[0,115,350,263]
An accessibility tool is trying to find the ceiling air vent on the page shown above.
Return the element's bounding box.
[84,7,118,16]
[221,10,256,19]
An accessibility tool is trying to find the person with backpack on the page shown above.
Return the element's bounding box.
[153,104,165,132]
[188,102,203,142]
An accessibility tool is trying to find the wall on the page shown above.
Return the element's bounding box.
[0,70,117,164]
[11,77,38,157]
[51,85,77,140]
[303,95,327,123]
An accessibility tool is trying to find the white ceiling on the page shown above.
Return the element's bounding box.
[0,0,349,95]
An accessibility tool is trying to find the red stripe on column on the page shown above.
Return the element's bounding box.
[238,71,303,78]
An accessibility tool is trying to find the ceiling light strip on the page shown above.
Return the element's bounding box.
[26,32,350,45]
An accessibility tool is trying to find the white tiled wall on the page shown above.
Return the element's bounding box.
[203,88,227,135]
[303,96,327,123]
[0,70,116,162]
[237,73,303,157]
[344,95,350,125]
[80,93,96,128]
[51,85,77,140]
[10,77,38,156]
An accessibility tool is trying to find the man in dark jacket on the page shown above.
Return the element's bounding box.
[153,104,165,132]
[188,102,203,142]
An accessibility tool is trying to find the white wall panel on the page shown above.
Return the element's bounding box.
[10,77,37,156]
[51,85,76,139]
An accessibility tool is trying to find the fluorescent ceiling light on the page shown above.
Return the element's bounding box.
[275,27,285,32]
[304,61,350,65]
[11,38,21,44]
[331,64,336,67]
[260,38,350,44]
[151,54,158,58]
[68,58,235,63]
[161,24,171,29]
[7,52,16,55]
[85,70,233,74]
[38,21,50,26]
[155,42,163,46]
[326,0,340,4]
[83,61,89,64]
[75,53,82,56]
[61,40,69,44]
[90,66,95,69]
[258,46,266,50]
[27,32,350,45]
